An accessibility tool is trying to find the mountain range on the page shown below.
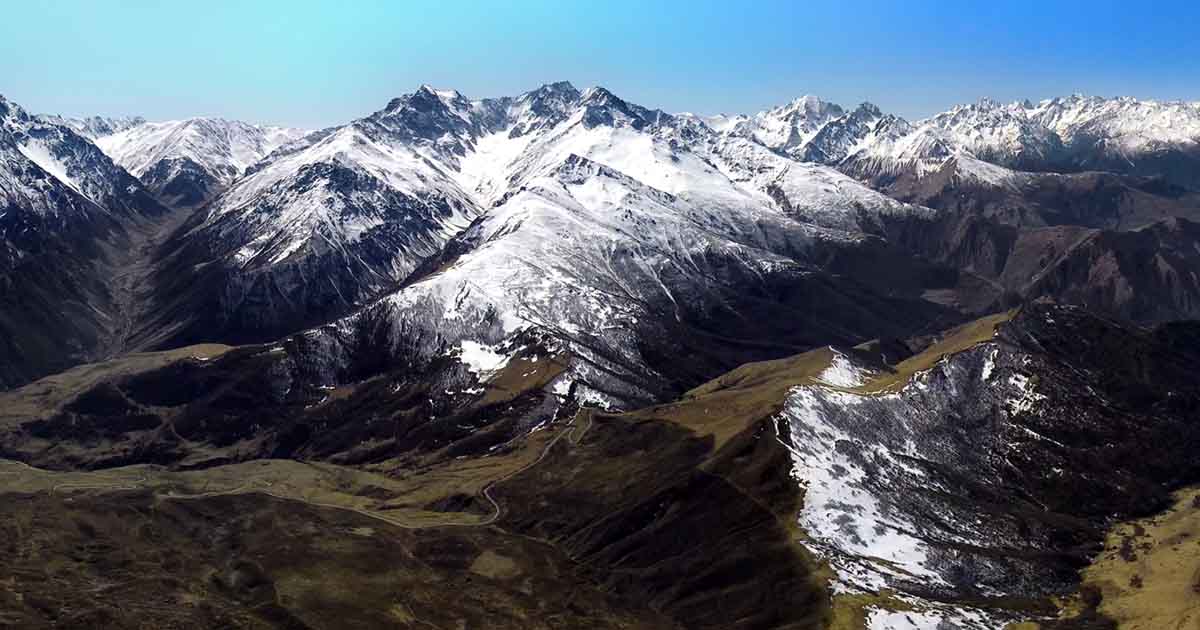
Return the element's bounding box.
[2,82,1200,629]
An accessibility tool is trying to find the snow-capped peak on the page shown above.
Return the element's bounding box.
[732,95,846,157]
[418,84,466,102]
[82,116,307,205]
[39,114,147,139]
[818,94,1200,188]
[1,94,164,218]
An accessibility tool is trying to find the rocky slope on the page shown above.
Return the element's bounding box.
[145,83,951,369]
[0,95,170,388]
[872,154,1200,230]
[773,307,1190,624]
[786,95,1200,190]
[2,304,1198,629]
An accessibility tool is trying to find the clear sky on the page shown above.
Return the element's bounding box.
[2,0,1197,128]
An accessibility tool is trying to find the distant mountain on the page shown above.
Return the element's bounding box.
[792,95,1200,190]
[69,117,307,206]
[726,95,1200,312]
[722,95,846,159]
[41,114,146,140]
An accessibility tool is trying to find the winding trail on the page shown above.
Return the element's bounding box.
[472,410,586,526]
[52,473,149,496]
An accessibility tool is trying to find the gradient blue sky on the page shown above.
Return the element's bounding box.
[2,0,1197,128]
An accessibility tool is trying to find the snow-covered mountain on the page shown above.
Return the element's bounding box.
[146,84,1200,401]
[66,117,308,206]
[153,82,937,357]
[2,98,163,219]
[7,84,1200,394]
[722,95,846,159]
[153,83,951,410]
[788,95,1200,189]
[1031,94,1200,155]
[40,114,146,140]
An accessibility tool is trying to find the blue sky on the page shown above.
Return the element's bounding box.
[2,0,1197,128]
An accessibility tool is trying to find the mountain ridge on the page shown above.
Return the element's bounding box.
[5,84,1200,392]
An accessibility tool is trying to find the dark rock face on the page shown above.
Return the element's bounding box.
[1066,141,1200,191]
[881,209,1200,323]
[0,98,170,389]
[800,102,883,164]
[632,244,962,398]
[140,156,221,208]
[152,162,472,347]
[1019,218,1200,322]
[0,202,120,387]
[873,157,1200,231]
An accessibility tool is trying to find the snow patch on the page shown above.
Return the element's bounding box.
[779,387,942,591]
[980,345,999,381]
[18,140,81,193]
[866,605,998,630]
[456,341,512,380]
[816,349,873,388]
[1006,373,1046,414]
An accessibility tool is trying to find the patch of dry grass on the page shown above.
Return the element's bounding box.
[475,351,569,408]
[620,346,836,449]
[1076,486,1200,629]
[615,309,1015,452]
[852,309,1015,394]
[0,445,562,529]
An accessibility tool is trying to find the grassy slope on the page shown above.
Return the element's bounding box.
[0,343,230,424]
[596,310,1021,629]
[851,308,1015,394]
[14,303,1156,624]
[1074,487,1200,629]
